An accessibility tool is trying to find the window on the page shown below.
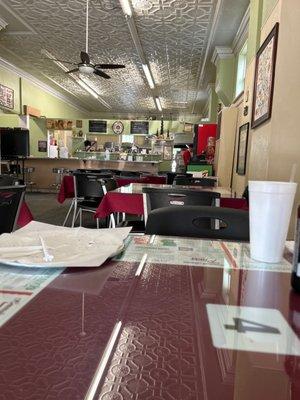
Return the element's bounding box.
[235,41,248,98]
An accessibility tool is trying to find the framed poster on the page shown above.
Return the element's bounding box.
[130,121,149,134]
[76,120,82,128]
[89,120,107,133]
[0,84,14,109]
[46,120,73,130]
[236,123,249,175]
[251,23,279,128]
[38,140,47,152]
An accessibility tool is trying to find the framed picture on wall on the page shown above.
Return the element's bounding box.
[236,123,249,175]
[251,23,279,128]
[0,84,14,109]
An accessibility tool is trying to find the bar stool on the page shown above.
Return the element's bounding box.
[52,168,68,189]
[22,167,36,191]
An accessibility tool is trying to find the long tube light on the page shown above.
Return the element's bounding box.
[142,64,155,89]
[155,97,162,112]
[119,0,132,16]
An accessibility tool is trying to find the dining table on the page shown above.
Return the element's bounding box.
[94,183,248,219]
[57,174,167,204]
[0,233,299,400]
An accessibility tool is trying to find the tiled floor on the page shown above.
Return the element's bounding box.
[25,192,105,228]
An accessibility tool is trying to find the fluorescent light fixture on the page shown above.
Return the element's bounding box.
[142,64,155,89]
[77,79,99,99]
[155,97,162,112]
[119,0,132,16]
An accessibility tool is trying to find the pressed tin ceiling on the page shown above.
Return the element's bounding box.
[0,0,248,119]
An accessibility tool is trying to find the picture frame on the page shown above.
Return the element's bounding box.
[251,23,279,128]
[236,123,249,175]
[0,84,14,109]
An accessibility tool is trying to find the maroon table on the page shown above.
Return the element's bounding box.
[0,235,299,400]
[57,175,167,204]
[17,201,33,227]
[95,183,248,219]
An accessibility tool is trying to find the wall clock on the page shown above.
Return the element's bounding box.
[112,120,124,134]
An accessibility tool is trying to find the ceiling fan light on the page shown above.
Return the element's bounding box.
[79,65,94,74]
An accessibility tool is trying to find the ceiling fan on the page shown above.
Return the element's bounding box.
[49,0,125,79]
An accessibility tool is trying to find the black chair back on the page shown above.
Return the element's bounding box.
[174,176,217,187]
[119,171,141,177]
[75,169,113,177]
[166,172,193,185]
[73,172,106,200]
[145,205,249,241]
[0,186,26,234]
[0,175,16,186]
[101,178,118,193]
[142,187,220,222]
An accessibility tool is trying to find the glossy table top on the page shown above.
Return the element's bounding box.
[0,235,299,400]
[113,183,234,197]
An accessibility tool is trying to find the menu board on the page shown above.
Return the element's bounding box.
[89,120,107,133]
[130,121,149,134]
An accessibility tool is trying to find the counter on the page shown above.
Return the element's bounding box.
[23,157,167,191]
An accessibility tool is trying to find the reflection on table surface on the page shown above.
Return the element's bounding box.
[0,234,299,400]
[113,182,234,197]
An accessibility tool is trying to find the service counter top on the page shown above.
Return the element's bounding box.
[23,157,166,191]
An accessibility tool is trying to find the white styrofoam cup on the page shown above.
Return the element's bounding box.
[249,181,297,263]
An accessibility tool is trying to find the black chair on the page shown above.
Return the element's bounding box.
[0,175,16,186]
[166,172,193,185]
[71,173,114,227]
[119,171,141,177]
[142,187,220,223]
[145,206,249,241]
[0,186,26,234]
[75,169,113,177]
[174,176,217,187]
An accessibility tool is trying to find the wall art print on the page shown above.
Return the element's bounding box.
[0,84,14,109]
[251,23,279,128]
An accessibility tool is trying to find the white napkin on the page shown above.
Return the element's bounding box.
[0,221,131,268]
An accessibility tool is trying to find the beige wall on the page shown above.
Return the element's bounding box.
[230,0,300,236]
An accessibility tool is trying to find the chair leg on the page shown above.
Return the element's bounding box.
[96,218,99,229]
[79,209,82,227]
[63,198,75,227]
[71,200,78,228]
[109,214,116,228]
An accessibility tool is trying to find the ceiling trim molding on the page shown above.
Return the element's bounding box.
[211,47,234,65]
[0,57,89,113]
[232,5,250,53]
[191,0,224,114]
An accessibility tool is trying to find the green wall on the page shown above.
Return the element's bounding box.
[247,0,263,64]
[29,117,47,158]
[21,79,89,119]
[215,57,236,105]
[0,65,89,119]
[262,0,279,24]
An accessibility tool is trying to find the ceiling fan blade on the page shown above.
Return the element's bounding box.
[94,64,125,69]
[80,51,90,64]
[45,58,78,65]
[94,69,111,79]
[66,68,80,74]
